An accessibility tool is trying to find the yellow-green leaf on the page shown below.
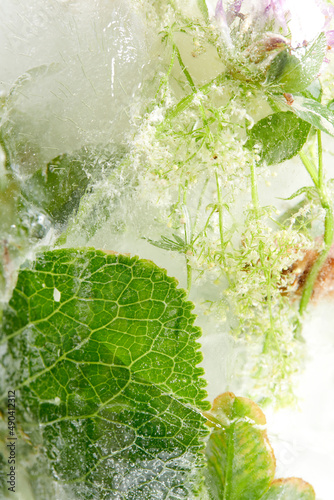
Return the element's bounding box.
[260,478,316,500]
[204,392,276,500]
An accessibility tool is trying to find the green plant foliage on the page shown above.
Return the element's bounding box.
[21,147,123,225]
[204,392,276,500]
[260,478,316,500]
[246,112,311,165]
[204,393,316,500]
[301,80,322,103]
[0,452,7,490]
[197,0,209,22]
[0,249,209,499]
[266,50,289,86]
[146,233,189,253]
[288,96,334,136]
[267,33,326,93]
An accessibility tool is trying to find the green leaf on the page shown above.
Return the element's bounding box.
[267,33,326,93]
[246,112,311,165]
[21,146,123,225]
[145,234,188,253]
[0,248,209,499]
[197,0,209,22]
[288,95,334,136]
[204,392,276,500]
[266,50,289,85]
[260,478,315,500]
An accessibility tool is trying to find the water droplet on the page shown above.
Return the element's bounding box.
[53,288,61,302]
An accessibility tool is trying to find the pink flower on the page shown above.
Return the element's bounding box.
[214,0,233,47]
[326,30,334,49]
[263,0,289,31]
[226,0,243,24]
[210,0,333,47]
[214,0,244,26]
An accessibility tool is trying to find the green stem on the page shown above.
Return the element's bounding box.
[173,43,196,92]
[155,48,176,101]
[215,170,224,251]
[299,151,318,187]
[250,160,259,217]
[298,207,334,315]
[192,206,217,245]
[317,129,324,192]
[298,133,334,321]
[186,256,192,295]
[298,221,333,316]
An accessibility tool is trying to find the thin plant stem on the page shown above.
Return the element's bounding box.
[192,206,217,245]
[250,160,259,217]
[215,169,224,252]
[173,42,214,144]
[317,129,324,191]
[298,133,334,323]
[173,43,196,92]
[299,151,318,187]
[155,48,176,101]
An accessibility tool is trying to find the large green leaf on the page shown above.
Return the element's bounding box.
[0,249,209,499]
[267,33,326,93]
[260,478,315,500]
[246,112,311,165]
[204,392,276,500]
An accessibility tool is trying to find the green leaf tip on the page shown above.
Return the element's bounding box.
[203,393,316,500]
[260,478,316,500]
[0,247,210,499]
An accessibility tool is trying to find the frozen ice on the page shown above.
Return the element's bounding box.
[0,0,148,168]
[1,1,334,499]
